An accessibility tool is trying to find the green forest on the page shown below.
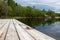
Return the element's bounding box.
[0,0,60,18]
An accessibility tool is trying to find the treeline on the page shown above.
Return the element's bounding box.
[0,0,60,18]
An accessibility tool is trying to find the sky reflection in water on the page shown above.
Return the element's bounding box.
[34,22,60,40]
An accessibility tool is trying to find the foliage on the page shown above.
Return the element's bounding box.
[0,0,60,18]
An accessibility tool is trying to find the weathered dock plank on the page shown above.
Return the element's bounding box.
[13,19,35,40]
[0,19,56,40]
[0,19,10,40]
[15,19,56,40]
[5,20,19,40]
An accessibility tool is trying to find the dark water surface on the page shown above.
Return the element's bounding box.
[17,18,60,40]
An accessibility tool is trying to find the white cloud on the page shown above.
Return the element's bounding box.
[14,0,60,12]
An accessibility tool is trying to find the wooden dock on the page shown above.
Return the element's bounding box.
[0,19,55,40]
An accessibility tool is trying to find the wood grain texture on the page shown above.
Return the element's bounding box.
[0,19,56,40]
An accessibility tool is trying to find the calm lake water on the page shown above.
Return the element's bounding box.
[17,18,60,40]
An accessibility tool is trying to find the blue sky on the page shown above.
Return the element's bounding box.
[14,0,60,13]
